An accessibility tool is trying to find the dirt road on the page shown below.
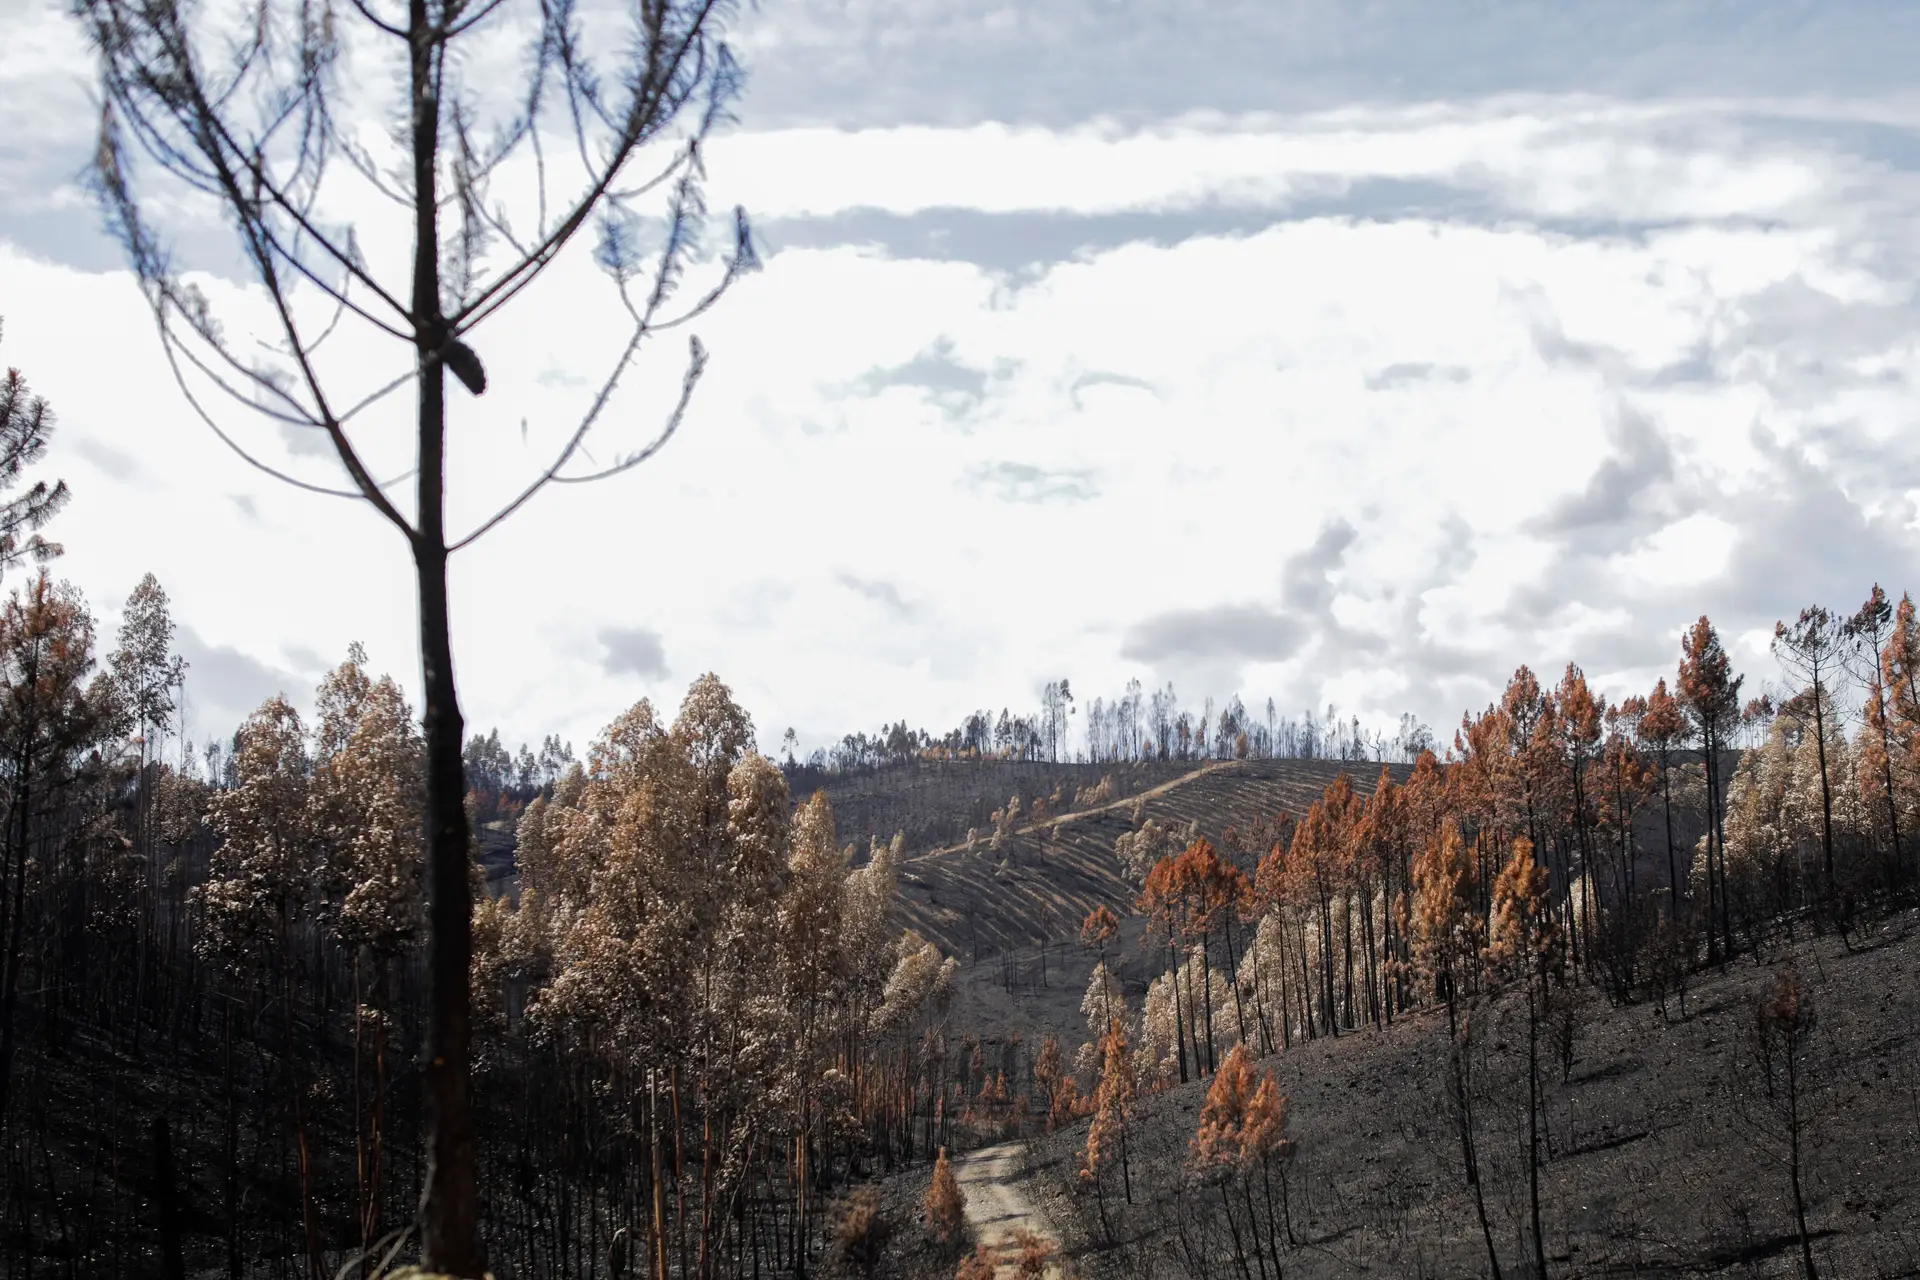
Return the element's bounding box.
[955,1141,1063,1277]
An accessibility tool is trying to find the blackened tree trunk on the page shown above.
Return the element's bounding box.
[416,526,480,1276]
[1659,754,1679,923]
[1449,1030,1500,1280]
[0,661,37,1127]
[1719,739,1734,955]
[1527,981,1547,1280]
[1807,692,1836,896]
[1712,729,1728,959]
[154,1115,187,1280]
[1168,919,1188,1084]
[410,5,482,1269]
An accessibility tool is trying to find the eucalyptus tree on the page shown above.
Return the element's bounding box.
[1843,586,1905,882]
[1772,607,1849,895]
[74,0,761,1267]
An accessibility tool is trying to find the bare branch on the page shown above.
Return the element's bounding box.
[345,0,407,38]
[302,265,356,354]
[549,336,705,486]
[222,136,414,327]
[336,129,416,209]
[448,332,705,552]
[447,4,729,328]
[165,326,322,430]
[338,368,420,425]
[149,315,382,504]
[443,177,752,552]
[442,0,512,41]
[154,86,418,534]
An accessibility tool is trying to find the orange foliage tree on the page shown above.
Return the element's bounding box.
[924,1146,967,1251]
[1082,1018,1135,1237]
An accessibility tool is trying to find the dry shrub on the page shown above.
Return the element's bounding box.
[1049,1074,1083,1129]
[954,1243,998,1280]
[1640,917,1693,1020]
[834,1187,891,1278]
[1012,1228,1056,1277]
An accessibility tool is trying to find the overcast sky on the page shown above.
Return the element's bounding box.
[1,0,1917,763]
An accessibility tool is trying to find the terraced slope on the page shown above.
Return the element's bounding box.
[798,759,1197,858]
[893,758,1407,957]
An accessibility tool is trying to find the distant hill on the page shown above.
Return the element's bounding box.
[482,749,1737,972]
[788,758,1200,857]
[894,758,1409,959]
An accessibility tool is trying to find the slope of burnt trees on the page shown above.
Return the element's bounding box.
[0,629,985,1278]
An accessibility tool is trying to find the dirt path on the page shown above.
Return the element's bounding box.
[956,1141,1063,1277]
[908,760,1239,864]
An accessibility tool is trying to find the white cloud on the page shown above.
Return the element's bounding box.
[2,0,1917,763]
[700,100,1911,227]
[1609,514,1737,588]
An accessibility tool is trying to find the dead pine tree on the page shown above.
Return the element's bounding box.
[1739,962,1823,1280]
[1081,1018,1135,1242]
[74,2,761,1272]
[1442,1005,1502,1280]
[1486,836,1560,1280]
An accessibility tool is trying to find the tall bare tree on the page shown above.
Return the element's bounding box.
[1772,607,1848,895]
[1638,678,1686,921]
[1679,617,1743,965]
[75,0,760,1269]
[1843,586,1904,880]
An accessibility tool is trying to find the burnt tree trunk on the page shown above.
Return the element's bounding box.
[410,3,482,1269]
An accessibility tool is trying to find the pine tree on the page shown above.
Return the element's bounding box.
[1747,963,1822,1280]
[1193,1042,1263,1276]
[924,1147,967,1250]
[1487,836,1560,1280]
[1083,1018,1135,1236]
[0,573,106,1121]
[1680,616,1744,964]
[1243,1063,1295,1258]
[1413,818,1478,1038]
[0,324,69,580]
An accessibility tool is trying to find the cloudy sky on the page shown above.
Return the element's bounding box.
[1,0,1918,763]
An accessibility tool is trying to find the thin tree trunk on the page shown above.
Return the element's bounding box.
[1712,736,1728,967]
[1220,1182,1253,1280]
[1868,671,1905,883]
[1451,1034,1499,1280]
[406,4,481,1268]
[1810,690,1836,896]
[1660,757,1679,922]
[1528,982,1546,1280]
[154,1116,186,1280]
[1225,913,1248,1049]
[1199,930,1217,1073]
[1788,1053,1818,1280]
[1169,920,1189,1084]
[1712,736,1733,959]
